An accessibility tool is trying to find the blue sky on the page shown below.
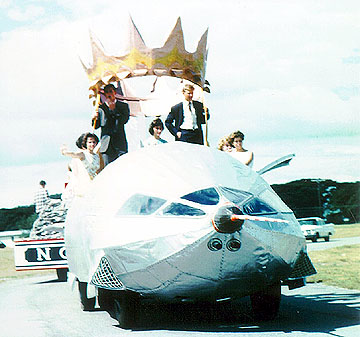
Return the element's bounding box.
[0,0,359,208]
[0,1,72,32]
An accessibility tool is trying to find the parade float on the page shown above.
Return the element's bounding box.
[18,16,316,328]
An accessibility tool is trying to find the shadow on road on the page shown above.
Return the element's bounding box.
[35,278,66,284]
[116,289,360,334]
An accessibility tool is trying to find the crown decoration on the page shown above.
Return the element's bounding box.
[80,17,209,93]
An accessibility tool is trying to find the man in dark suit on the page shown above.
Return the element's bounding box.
[165,84,209,145]
[92,84,130,165]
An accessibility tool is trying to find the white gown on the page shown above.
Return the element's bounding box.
[141,137,168,147]
[62,152,101,207]
[229,150,254,168]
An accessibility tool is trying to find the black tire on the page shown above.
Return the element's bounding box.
[56,268,68,282]
[324,235,330,242]
[312,233,319,242]
[250,282,281,321]
[78,281,96,311]
[113,291,140,328]
[98,288,114,312]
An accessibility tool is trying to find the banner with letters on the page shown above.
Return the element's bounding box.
[14,238,68,271]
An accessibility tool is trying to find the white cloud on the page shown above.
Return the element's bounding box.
[7,5,45,22]
[0,21,91,119]
[0,0,11,9]
[207,86,359,147]
[253,135,360,185]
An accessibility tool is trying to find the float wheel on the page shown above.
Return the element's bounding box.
[250,282,281,321]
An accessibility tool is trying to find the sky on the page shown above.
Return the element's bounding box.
[0,0,359,208]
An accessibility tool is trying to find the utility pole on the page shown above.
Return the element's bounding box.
[312,179,322,217]
[317,180,322,217]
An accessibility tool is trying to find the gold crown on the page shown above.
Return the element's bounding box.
[80,17,209,91]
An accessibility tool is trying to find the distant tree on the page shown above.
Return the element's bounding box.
[272,179,322,218]
[327,182,360,223]
[272,179,359,224]
[0,194,62,232]
[0,206,37,231]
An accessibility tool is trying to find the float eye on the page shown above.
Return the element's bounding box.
[207,238,223,251]
[226,239,241,251]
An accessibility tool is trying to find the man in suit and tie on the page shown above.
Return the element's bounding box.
[165,83,209,145]
[92,84,130,165]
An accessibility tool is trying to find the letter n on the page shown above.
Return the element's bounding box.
[36,247,51,261]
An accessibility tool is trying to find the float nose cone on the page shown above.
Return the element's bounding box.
[212,205,244,233]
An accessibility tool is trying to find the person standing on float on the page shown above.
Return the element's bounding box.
[92,84,130,165]
[165,83,209,145]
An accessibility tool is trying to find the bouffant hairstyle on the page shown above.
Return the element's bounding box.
[81,132,99,149]
[149,118,164,135]
[76,133,86,149]
[217,136,231,151]
[228,130,245,145]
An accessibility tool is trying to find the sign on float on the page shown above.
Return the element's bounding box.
[14,238,68,271]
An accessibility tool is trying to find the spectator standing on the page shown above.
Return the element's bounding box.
[34,180,50,213]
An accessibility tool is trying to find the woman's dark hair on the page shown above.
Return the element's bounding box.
[76,133,86,149]
[81,132,99,149]
[103,84,116,93]
[149,118,164,135]
[228,130,245,145]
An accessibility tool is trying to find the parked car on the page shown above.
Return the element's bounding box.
[298,217,335,242]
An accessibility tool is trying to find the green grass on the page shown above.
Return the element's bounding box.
[332,223,360,239]
[308,244,360,290]
[0,248,53,282]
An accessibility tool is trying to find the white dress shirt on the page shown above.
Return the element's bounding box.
[180,100,197,130]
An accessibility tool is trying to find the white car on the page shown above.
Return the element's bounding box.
[298,217,335,242]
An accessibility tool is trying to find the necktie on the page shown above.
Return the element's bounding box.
[189,102,192,111]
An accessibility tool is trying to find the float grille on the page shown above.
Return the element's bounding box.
[91,256,125,290]
[289,251,317,278]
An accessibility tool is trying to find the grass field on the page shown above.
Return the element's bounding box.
[333,223,360,238]
[305,223,360,290]
[308,244,360,290]
[0,247,53,282]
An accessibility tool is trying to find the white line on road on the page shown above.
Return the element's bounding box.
[307,236,360,251]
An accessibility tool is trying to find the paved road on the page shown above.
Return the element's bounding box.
[0,274,359,337]
[307,236,360,251]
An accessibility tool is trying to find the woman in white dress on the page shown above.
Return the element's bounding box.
[142,118,168,147]
[61,133,104,202]
[228,130,254,167]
